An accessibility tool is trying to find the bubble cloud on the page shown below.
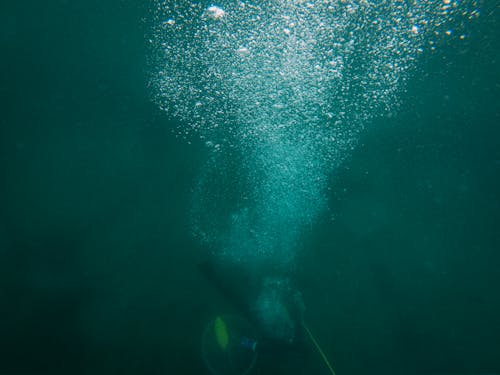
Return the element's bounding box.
[148,0,479,332]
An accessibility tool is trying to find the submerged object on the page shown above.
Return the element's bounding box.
[199,261,336,372]
[202,315,258,375]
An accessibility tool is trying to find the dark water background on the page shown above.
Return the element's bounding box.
[1,1,499,374]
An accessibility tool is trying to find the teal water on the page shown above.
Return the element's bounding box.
[0,1,499,374]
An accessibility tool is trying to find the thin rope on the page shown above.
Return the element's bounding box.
[302,320,337,375]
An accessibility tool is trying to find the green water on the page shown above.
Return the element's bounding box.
[0,1,499,374]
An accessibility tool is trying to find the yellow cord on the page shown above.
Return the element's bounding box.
[302,320,337,375]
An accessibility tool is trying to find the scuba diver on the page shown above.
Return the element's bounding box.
[198,259,304,343]
[198,259,334,374]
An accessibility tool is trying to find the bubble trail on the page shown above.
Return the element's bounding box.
[148,0,479,340]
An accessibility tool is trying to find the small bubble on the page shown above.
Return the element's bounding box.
[470,9,480,18]
[236,46,251,56]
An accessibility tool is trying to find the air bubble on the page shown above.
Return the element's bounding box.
[149,0,480,271]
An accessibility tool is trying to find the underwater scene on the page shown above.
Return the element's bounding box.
[0,1,498,374]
